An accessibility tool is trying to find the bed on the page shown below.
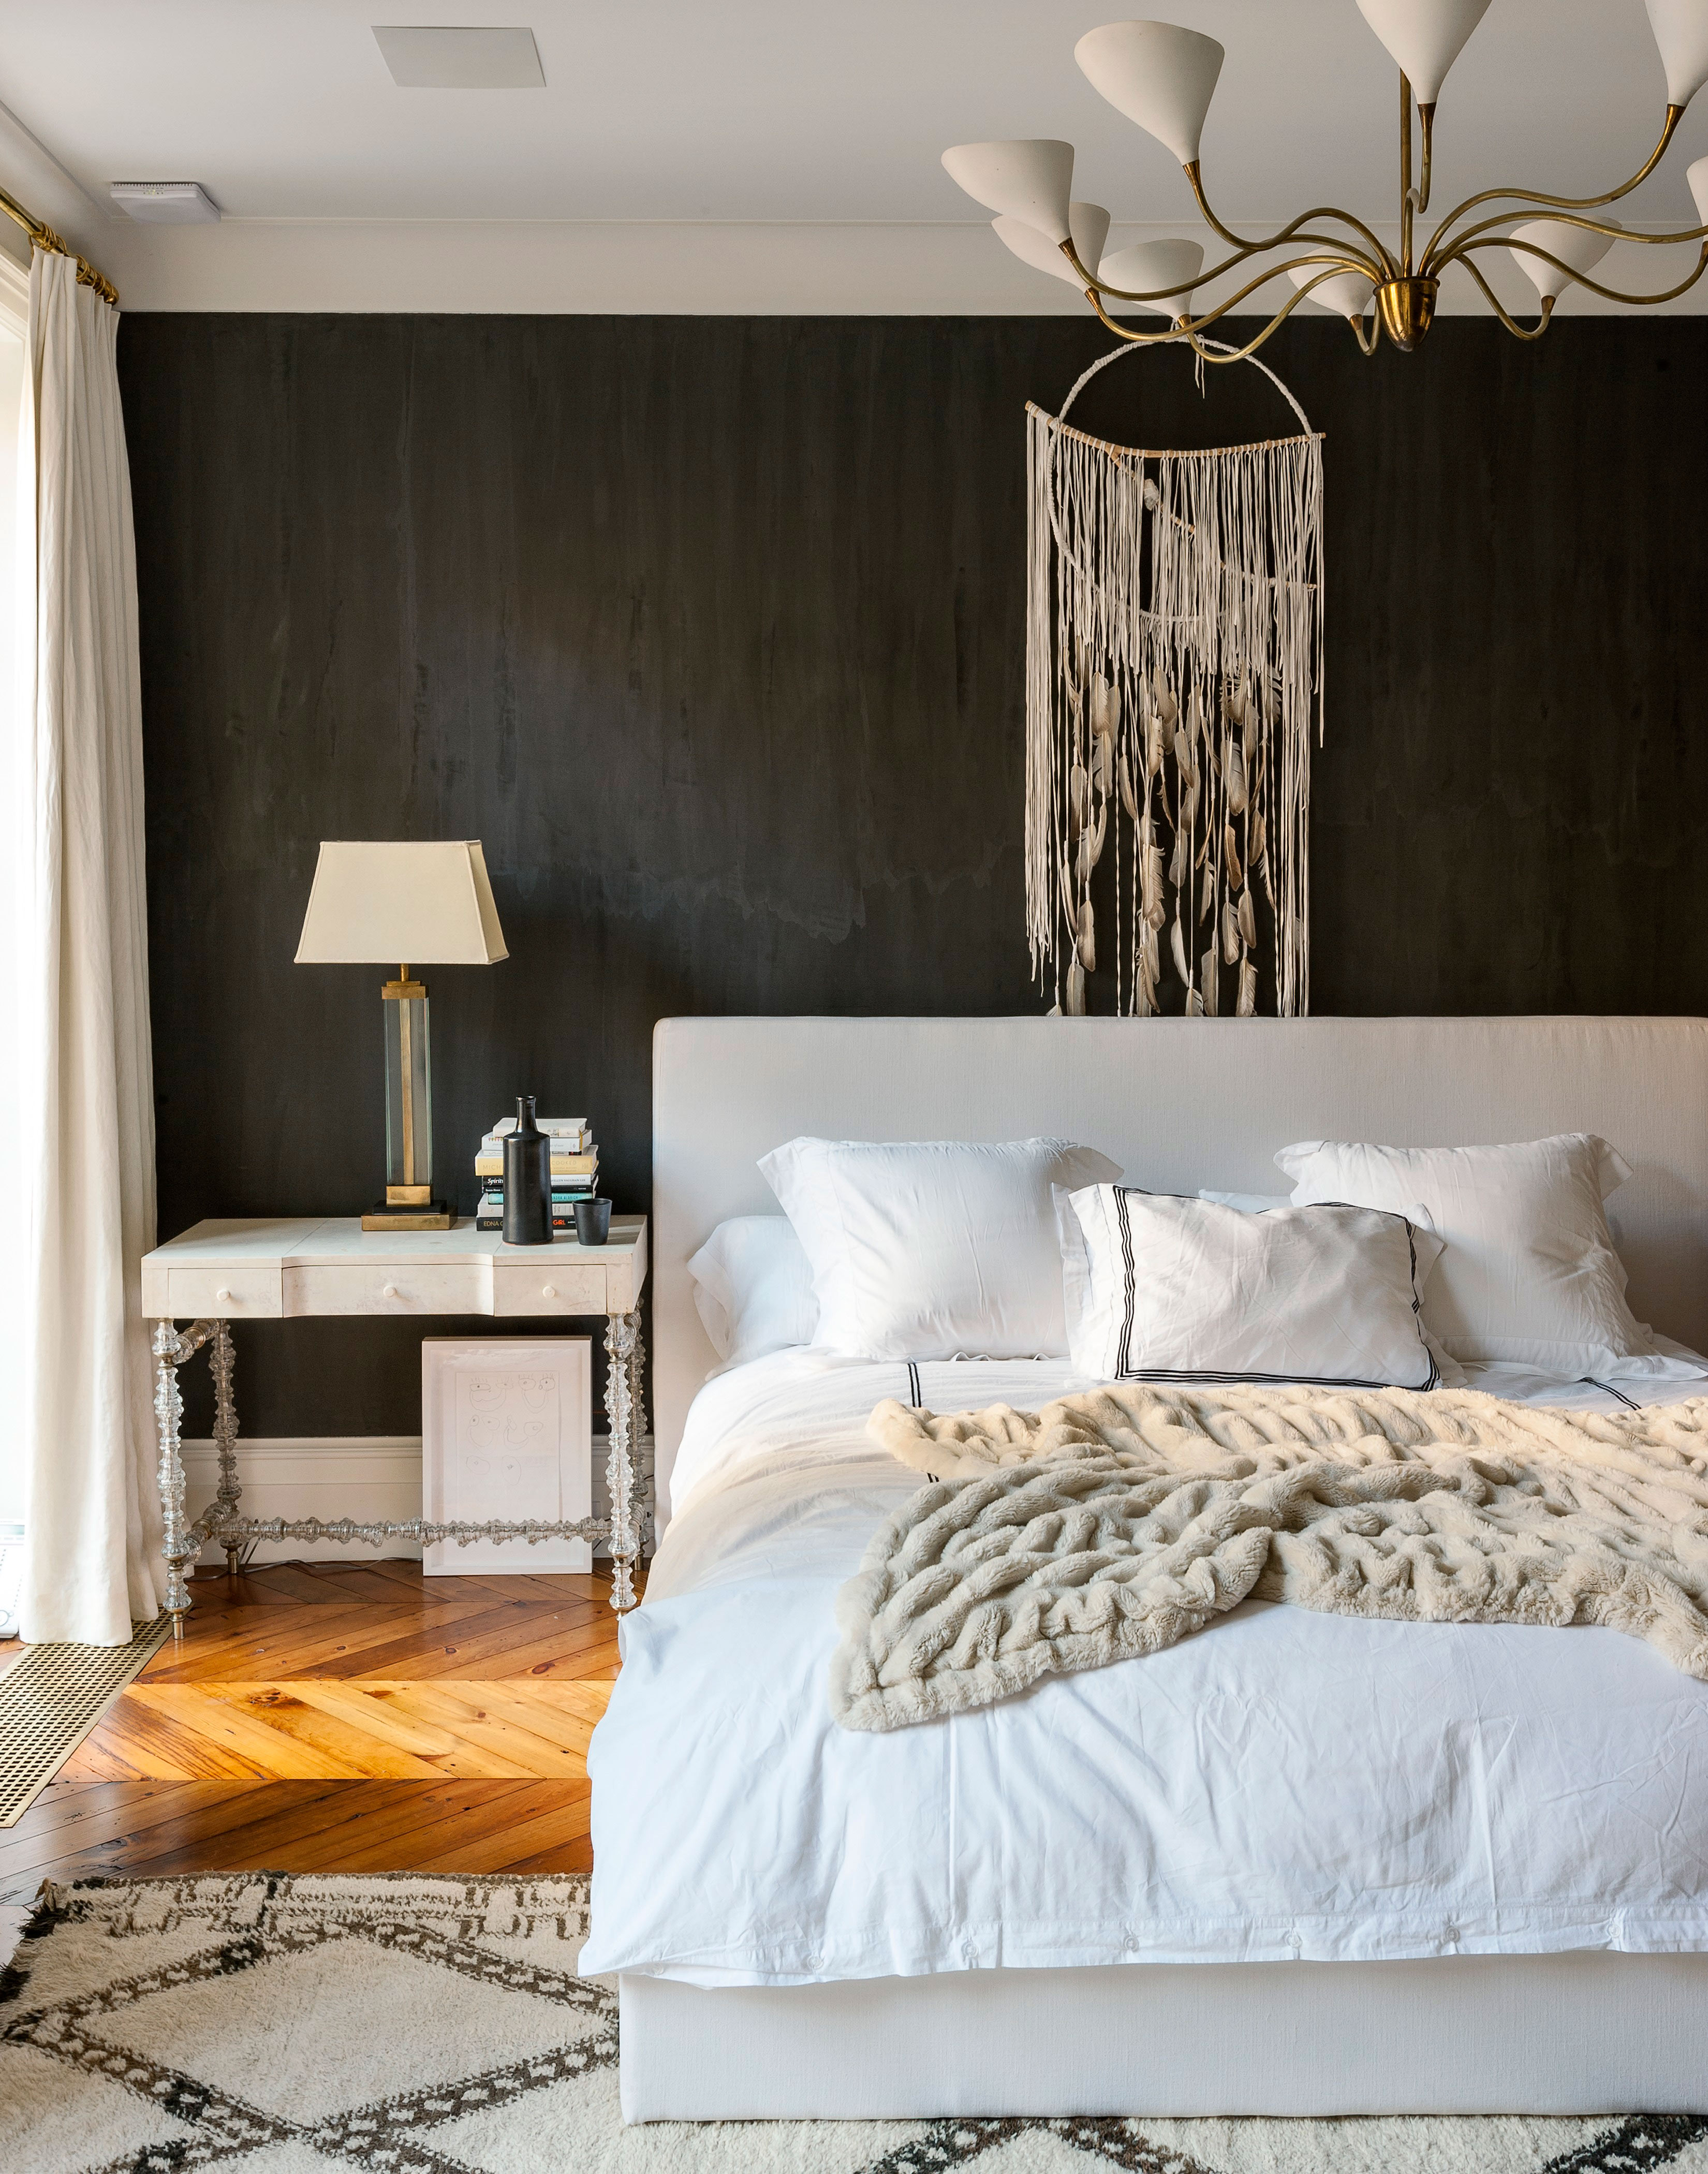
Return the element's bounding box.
[587,1015,1708,2120]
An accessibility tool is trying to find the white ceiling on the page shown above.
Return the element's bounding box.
[0,1,1702,312]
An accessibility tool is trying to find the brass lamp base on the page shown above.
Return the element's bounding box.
[361,1199,453,1231]
[1376,277,1438,352]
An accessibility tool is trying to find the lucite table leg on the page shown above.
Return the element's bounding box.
[152,1320,195,1639]
[210,1319,243,1577]
[603,1308,642,1613]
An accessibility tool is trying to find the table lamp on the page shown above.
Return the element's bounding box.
[295,840,508,1230]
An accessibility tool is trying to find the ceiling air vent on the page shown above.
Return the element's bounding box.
[110,182,221,224]
[372,26,545,87]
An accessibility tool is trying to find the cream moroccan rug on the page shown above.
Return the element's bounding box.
[834,1383,1708,1731]
[2,1872,1703,2173]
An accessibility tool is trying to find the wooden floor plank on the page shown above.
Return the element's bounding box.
[0,1783,238,1880]
[359,1684,584,1778]
[414,1683,600,1756]
[0,1779,211,1860]
[91,1780,457,1876]
[233,1562,347,1605]
[406,1786,593,1875]
[230,1781,558,1875]
[280,1681,465,1759]
[385,1613,620,1682]
[264,1784,582,1876]
[296,1603,612,1683]
[187,1690,451,1781]
[60,1697,280,1783]
[122,1781,559,1878]
[142,1599,500,1684]
[119,1687,374,1779]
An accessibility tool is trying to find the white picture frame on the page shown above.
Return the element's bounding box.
[420,1336,593,1575]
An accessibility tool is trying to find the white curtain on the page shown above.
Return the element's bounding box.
[18,251,160,1645]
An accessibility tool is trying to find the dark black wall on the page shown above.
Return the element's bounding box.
[119,312,1708,1437]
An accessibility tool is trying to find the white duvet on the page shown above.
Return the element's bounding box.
[581,1347,1708,1986]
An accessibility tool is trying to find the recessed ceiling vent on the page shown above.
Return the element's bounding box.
[372,25,545,87]
[109,181,221,224]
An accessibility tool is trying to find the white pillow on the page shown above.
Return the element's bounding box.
[761,1136,1121,1360]
[1275,1133,1658,1375]
[687,1215,818,1374]
[1065,1187,1444,1390]
[1186,1187,1464,1386]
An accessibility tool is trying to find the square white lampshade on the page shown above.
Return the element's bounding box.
[295,840,509,965]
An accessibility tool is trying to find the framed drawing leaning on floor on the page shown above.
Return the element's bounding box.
[422,1338,594,1576]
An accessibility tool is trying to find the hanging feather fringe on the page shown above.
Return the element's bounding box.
[1024,370,1324,1020]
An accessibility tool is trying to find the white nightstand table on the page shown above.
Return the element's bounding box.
[139,1214,649,1634]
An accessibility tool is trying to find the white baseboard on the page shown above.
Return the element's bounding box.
[180,1435,655,1567]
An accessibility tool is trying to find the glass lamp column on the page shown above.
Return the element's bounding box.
[381,966,436,1210]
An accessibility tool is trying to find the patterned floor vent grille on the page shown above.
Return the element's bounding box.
[0,1615,174,1826]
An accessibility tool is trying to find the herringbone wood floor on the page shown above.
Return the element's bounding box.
[0,1558,631,1901]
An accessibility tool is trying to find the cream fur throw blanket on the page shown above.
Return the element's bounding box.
[829,1382,1708,1733]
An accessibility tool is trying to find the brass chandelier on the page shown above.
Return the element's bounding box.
[942,2,1708,359]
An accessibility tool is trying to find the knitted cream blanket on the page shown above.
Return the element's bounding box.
[829,1381,1708,1734]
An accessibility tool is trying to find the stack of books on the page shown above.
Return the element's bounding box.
[474,1116,599,1233]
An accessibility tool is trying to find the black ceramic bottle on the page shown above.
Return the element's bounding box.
[503,1096,552,1245]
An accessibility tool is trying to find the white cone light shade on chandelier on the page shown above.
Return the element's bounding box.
[1353,0,1493,106]
[1646,0,1708,109]
[941,140,1074,242]
[1288,262,1376,324]
[1691,154,1708,223]
[1509,217,1620,305]
[1074,21,1224,167]
[1099,237,1204,315]
[995,203,1111,286]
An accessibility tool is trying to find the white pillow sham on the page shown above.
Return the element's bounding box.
[687,1215,819,1374]
[761,1136,1121,1360]
[1064,1186,1444,1390]
[1274,1132,1669,1375]
[1184,1186,1463,1386]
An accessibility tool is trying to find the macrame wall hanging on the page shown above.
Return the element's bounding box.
[1026,337,1324,1019]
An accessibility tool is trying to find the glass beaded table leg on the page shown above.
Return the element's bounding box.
[627,1318,649,1553]
[210,1319,242,1578]
[152,1320,195,1638]
[603,1308,642,1613]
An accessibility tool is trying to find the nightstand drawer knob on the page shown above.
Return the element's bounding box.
[382,1283,400,1299]
[216,1287,233,1303]
[542,1283,556,1299]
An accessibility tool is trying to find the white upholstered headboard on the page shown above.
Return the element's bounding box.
[651,1015,1708,1526]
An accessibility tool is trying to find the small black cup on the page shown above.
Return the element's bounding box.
[574,1197,612,1246]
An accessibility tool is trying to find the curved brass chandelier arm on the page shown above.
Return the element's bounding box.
[1061,230,1380,306]
[1421,106,1682,271]
[1177,255,1379,336]
[1084,289,1198,345]
[1435,205,1708,273]
[1179,280,1345,364]
[1085,267,1353,365]
[1184,161,1396,279]
[1452,251,1555,340]
[1449,232,1708,310]
[1399,78,1431,267]
[1413,101,1435,219]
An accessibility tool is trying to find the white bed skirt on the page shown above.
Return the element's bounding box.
[620,1953,1708,2121]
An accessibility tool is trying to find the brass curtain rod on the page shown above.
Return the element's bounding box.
[0,183,117,305]
[1024,400,1322,461]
